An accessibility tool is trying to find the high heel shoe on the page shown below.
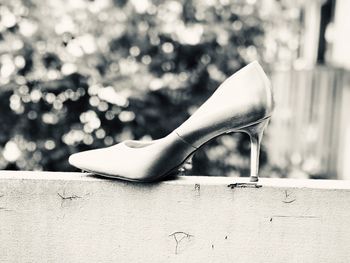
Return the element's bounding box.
[69,61,274,182]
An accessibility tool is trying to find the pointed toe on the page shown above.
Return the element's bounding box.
[68,148,121,175]
[69,152,88,170]
[68,153,79,168]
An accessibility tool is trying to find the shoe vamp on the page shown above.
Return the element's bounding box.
[78,140,191,180]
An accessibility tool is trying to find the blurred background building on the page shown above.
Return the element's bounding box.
[0,0,349,179]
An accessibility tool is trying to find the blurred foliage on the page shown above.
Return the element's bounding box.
[0,0,299,177]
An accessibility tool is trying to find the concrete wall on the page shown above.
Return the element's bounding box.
[0,171,350,262]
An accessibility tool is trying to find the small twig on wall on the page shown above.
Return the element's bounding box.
[227,183,262,189]
[169,231,193,254]
[282,190,296,203]
[57,193,81,200]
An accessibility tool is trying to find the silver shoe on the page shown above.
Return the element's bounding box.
[69,61,274,182]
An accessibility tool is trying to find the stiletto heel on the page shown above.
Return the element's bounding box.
[238,118,270,182]
[69,61,274,182]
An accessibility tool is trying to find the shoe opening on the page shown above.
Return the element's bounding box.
[123,140,155,148]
